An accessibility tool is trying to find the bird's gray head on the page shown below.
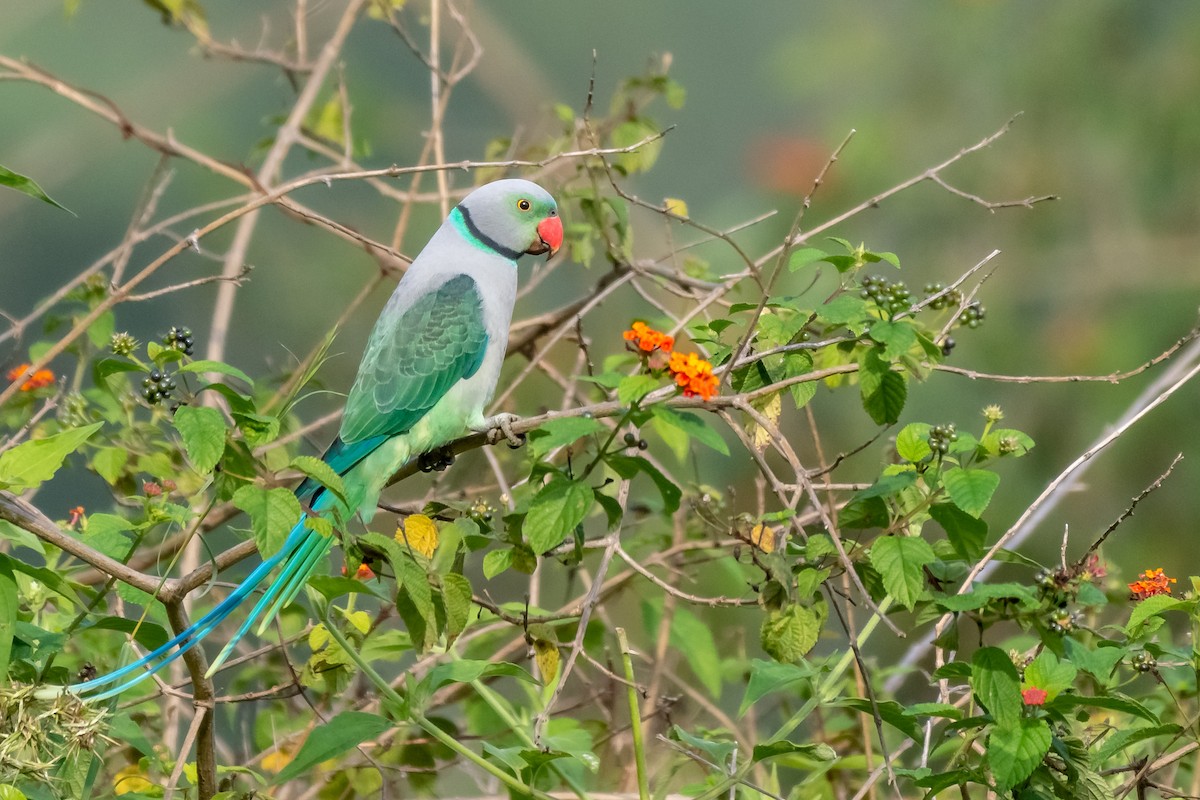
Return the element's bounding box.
[452,179,562,261]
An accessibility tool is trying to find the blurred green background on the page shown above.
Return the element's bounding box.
[2,1,1199,585]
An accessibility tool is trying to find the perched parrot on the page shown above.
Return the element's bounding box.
[70,179,562,700]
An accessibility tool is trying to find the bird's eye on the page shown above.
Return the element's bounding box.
[517,198,531,211]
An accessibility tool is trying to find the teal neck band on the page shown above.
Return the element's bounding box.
[451,206,522,261]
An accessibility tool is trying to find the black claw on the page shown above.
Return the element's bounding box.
[507,432,527,450]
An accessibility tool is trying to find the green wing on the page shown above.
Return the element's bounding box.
[340,274,489,444]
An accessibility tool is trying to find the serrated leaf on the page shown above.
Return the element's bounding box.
[787,247,829,271]
[819,294,871,330]
[533,638,560,684]
[398,513,438,559]
[482,548,513,579]
[869,535,935,610]
[617,374,659,405]
[930,502,988,560]
[91,446,129,485]
[651,405,728,455]
[739,659,814,717]
[0,556,17,683]
[528,416,605,459]
[272,712,392,783]
[0,422,103,491]
[524,478,593,554]
[287,455,348,505]
[232,485,302,557]
[988,718,1051,792]
[671,725,737,765]
[0,163,72,213]
[1023,650,1076,701]
[1126,593,1189,635]
[173,405,226,473]
[859,352,907,425]
[942,467,1001,518]
[895,423,932,462]
[760,604,819,662]
[1096,723,1182,761]
[971,647,1022,730]
[752,740,836,763]
[442,572,472,642]
[605,454,681,513]
[869,320,918,360]
[176,359,254,387]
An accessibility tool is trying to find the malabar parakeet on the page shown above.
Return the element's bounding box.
[70,179,562,700]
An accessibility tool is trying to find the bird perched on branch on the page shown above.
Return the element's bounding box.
[68,179,562,701]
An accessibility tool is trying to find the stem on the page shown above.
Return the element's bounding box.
[616,627,650,800]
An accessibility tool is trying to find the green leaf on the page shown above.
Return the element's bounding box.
[90,447,129,485]
[787,247,829,271]
[935,582,1038,612]
[1062,637,1125,682]
[858,351,907,425]
[617,374,659,405]
[671,607,722,697]
[0,556,17,682]
[176,359,254,387]
[1096,723,1182,761]
[980,428,1035,459]
[173,405,226,474]
[760,604,819,662]
[651,405,728,455]
[971,647,1022,730]
[739,659,815,717]
[1126,593,1189,635]
[524,477,594,554]
[442,572,472,643]
[528,417,605,459]
[670,725,737,765]
[0,163,72,213]
[392,543,435,648]
[930,502,988,560]
[869,320,918,360]
[869,535,935,610]
[837,698,923,741]
[412,660,536,710]
[482,548,513,579]
[606,454,681,513]
[819,294,871,331]
[0,422,103,491]
[272,711,392,783]
[942,467,1001,518]
[895,423,932,462]
[752,740,836,763]
[232,485,302,557]
[289,455,348,506]
[988,718,1051,792]
[1054,692,1159,723]
[1023,650,1076,701]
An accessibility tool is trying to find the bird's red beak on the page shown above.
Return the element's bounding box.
[528,214,563,257]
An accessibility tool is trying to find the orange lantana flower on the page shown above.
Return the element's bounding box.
[668,351,718,401]
[6,363,54,391]
[1128,568,1176,601]
[1021,687,1048,706]
[623,321,675,354]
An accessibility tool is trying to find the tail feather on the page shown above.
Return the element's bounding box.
[71,507,330,699]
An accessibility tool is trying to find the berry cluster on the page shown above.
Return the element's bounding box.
[927,423,957,455]
[163,325,195,356]
[923,283,963,310]
[142,369,177,406]
[1131,650,1157,673]
[859,276,912,314]
[959,302,986,329]
[623,432,649,450]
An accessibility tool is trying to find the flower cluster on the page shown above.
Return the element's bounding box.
[6,363,54,391]
[623,321,674,353]
[623,322,718,401]
[1021,687,1048,706]
[1128,568,1175,601]
[668,350,718,401]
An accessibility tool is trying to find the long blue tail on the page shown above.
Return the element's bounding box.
[71,490,338,701]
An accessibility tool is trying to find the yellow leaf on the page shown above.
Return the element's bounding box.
[261,745,296,774]
[533,639,560,684]
[749,523,781,554]
[663,197,689,217]
[114,765,154,795]
[309,623,329,651]
[344,609,371,634]
[398,514,439,559]
[750,392,782,452]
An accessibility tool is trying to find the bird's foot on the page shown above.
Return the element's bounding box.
[417,445,456,472]
[478,412,525,449]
